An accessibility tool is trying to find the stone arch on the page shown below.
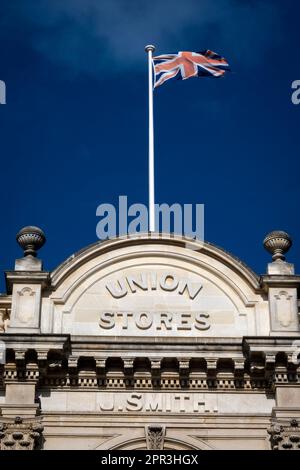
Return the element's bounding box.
[43,233,268,337]
[107,436,212,450]
[51,234,260,300]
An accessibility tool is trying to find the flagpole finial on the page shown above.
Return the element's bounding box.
[145,45,155,53]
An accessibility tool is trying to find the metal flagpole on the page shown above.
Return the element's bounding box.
[145,45,156,232]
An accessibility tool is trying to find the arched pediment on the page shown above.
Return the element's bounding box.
[95,429,214,450]
[46,234,268,337]
[51,234,259,290]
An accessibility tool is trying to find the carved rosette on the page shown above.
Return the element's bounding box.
[0,417,44,450]
[268,419,300,450]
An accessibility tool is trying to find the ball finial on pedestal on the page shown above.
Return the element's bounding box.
[16,226,46,257]
[263,230,292,261]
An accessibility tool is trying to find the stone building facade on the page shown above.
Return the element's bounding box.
[0,228,299,450]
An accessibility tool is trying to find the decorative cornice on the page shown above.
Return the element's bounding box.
[260,275,300,291]
[0,334,70,353]
[5,272,50,294]
[0,335,298,392]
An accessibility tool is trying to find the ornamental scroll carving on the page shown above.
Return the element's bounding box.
[0,417,44,450]
[268,419,300,450]
[0,308,10,333]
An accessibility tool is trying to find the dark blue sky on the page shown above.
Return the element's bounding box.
[0,0,299,291]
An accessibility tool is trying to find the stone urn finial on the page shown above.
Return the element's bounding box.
[16,226,46,257]
[263,230,292,261]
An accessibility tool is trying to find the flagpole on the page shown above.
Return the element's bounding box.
[145,45,156,232]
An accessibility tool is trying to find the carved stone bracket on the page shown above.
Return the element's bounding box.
[145,425,165,450]
[179,358,190,375]
[150,359,161,373]
[123,359,134,376]
[206,359,217,387]
[265,354,276,384]
[234,359,245,372]
[179,358,190,386]
[206,359,217,373]
[68,356,78,370]
[96,358,107,382]
[37,350,48,362]
[0,416,44,450]
[268,419,300,450]
[233,359,245,387]
[15,350,26,363]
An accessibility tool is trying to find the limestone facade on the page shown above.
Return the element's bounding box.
[0,230,299,450]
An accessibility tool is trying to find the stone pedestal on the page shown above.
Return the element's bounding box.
[5,272,49,334]
[262,261,300,335]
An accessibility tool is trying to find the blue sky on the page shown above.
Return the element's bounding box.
[0,0,299,290]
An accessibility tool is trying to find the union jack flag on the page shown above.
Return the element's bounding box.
[152,50,230,88]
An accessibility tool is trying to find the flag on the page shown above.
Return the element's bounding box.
[152,50,230,88]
